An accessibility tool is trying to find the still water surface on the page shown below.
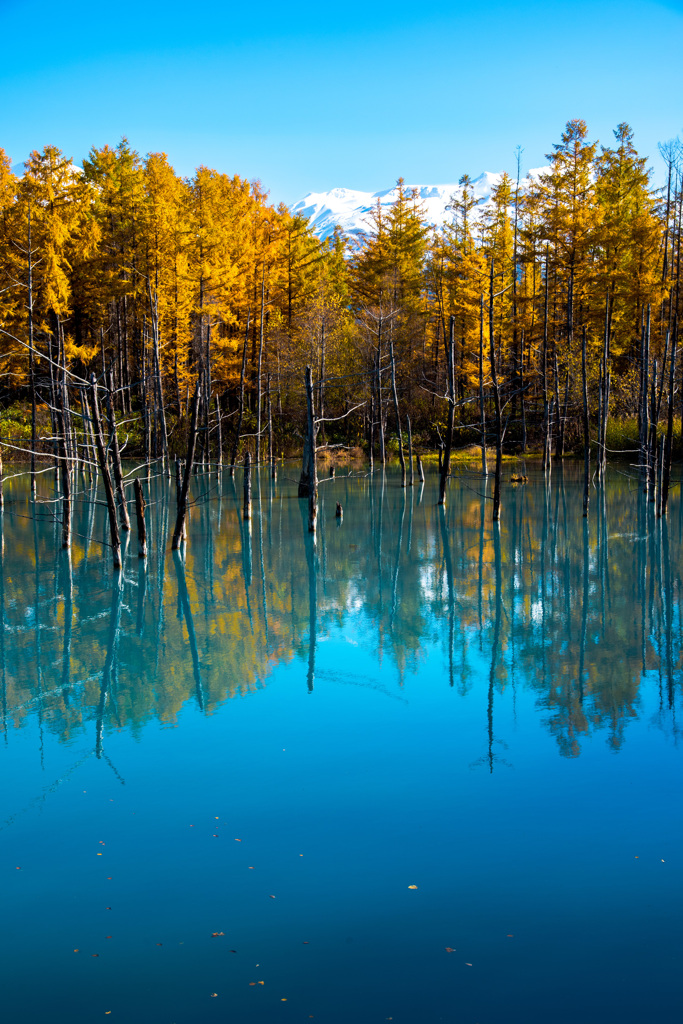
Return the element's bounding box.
[0,463,681,1023]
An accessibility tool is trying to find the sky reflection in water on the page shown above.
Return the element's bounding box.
[0,463,681,1023]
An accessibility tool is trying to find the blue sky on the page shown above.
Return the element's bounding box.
[1,0,681,203]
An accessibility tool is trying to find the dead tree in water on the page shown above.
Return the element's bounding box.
[660,316,677,517]
[389,333,406,486]
[105,372,131,532]
[479,294,488,477]
[298,366,318,532]
[89,374,122,569]
[172,378,202,550]
[581,327,590,518]
[438,315,455,506]
[406,414,414,486]
[230,314,250,476]
[639,306,650,491]
[134,478,147,558]
[243,450,252,520]
[55,388,71,549]
[489,262,503,523]
[541,255,551,474]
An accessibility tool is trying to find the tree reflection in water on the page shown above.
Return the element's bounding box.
[0,461,681,755]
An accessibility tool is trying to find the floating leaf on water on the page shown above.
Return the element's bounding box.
[445,947,455,953]
[408,885,418,889]
[210,993,218,998]
[268,895,276,899]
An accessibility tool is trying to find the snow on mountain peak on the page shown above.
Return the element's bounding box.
[291,169,547,241]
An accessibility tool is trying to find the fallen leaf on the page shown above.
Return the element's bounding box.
[73,949,79,953]
[248,866,255,870]
[281,998,287,1001]
[230,949,237,953]
[92,954,99,958]
[105,907,112,910]
[268,895,276,899]
[465,962,472,966]
[445,947,455,953]
[210,993,218,998]
[408,885,418,890]
[105,936,112,939]
[507,934,514,938]
[249,982,256,987]
[15,867,21,870]
[234,838,242,842]
[156,943,163,946]
[661,859,666,863]
[258,980,265,985]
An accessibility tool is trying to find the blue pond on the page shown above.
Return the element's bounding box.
[0,462,681,1023]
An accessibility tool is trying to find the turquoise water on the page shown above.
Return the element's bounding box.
[0,463,681,1023]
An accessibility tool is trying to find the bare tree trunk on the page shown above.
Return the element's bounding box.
[389,334,406,486]
[150,290,169,472]
[56,388,71,549]
[542,254,551,473]
[243,450,252,520]
[305,366,318,532]
[439,315,455,506]
[479,293,488,477]
[105,371,131,531]
[230,314,250,475]
[134,478,147,557]
[89,374,122,569]
[581,326,590,518]
[639,307,650,491]
[172,378,201,550]
[256,269,266,464]
[648,358,658,503]
[376,347,385,467]
[660,316,677,517]
[27,201,37,498]
[267,374,275,479]
[318,324,326,446]
[407,414,414,486]
[489,262,503,523]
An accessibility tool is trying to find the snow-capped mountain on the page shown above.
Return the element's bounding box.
[291,170,546,241]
